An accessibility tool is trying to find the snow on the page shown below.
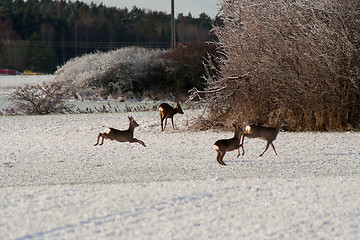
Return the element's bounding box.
[0,75,55,89]
[1,76,360,239]
[0,75,56,111]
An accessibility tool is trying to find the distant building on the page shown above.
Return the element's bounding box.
[23,70,44,75]
[0,69,17,75]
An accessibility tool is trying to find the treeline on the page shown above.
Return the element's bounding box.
[0,0,216,73]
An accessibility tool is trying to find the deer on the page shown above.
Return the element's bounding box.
[158,102,184,131]
[213,124,244,166]
[240,118,288,157]
[94,116,146,147]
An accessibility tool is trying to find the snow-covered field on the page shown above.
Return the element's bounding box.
[1,76,360,239]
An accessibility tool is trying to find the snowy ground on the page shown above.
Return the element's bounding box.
[1,76,360,239]
[0,75,161,113]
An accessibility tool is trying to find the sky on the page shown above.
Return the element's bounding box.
[80,0,220,18]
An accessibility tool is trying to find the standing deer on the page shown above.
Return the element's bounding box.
[213,124,244,166]
[94,116,146,147]
[240,118,287,157]
[158,102,184,131]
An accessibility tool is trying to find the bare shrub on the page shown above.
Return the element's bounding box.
[192,0,360,131]
[9,82,71,115]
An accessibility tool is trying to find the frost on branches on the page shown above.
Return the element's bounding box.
[54,47,164,99]
[8,82,71,115]
[197,0,360,131]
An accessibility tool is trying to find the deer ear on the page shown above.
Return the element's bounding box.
[128,116,132,120]
[232,123,237,128]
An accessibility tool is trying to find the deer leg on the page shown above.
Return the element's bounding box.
[237,146,241,158]
[130,138,146,147]
[216,151,226,166]
[240,134,245,156]
[160,116,164,131]
[94,133,103,146]
[163,118,168,131]
[171,117,175,129]
[270,142,278,155]
[99,133,106,146]
[259,141,271,157]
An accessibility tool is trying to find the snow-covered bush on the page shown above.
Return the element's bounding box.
[195,0,360,131]
[55,44,217,101]
[8,82,71,115]
[55,47,165,99]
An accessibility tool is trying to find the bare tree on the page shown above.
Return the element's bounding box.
[192,0,360,131]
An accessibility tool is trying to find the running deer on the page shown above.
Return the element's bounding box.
[94,116,146,147]
[158,102,184,131]
[213,124,244,166]
[240,118,287,157]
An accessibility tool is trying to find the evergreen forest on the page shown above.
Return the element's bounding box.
[0,0,216,73]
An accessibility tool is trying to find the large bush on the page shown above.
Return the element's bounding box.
[54,47,164,98]
[55,45,216,101]
[194,0,360,131]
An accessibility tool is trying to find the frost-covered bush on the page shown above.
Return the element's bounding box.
[196,0,360,131]
[8,82,71,115]
[55,47,164,99]
[55,44,216,101]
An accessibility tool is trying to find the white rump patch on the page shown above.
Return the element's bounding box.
[213,145,219,151]
[158,106,164,112]
[104,128,111,134]
[245,125,251,134]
